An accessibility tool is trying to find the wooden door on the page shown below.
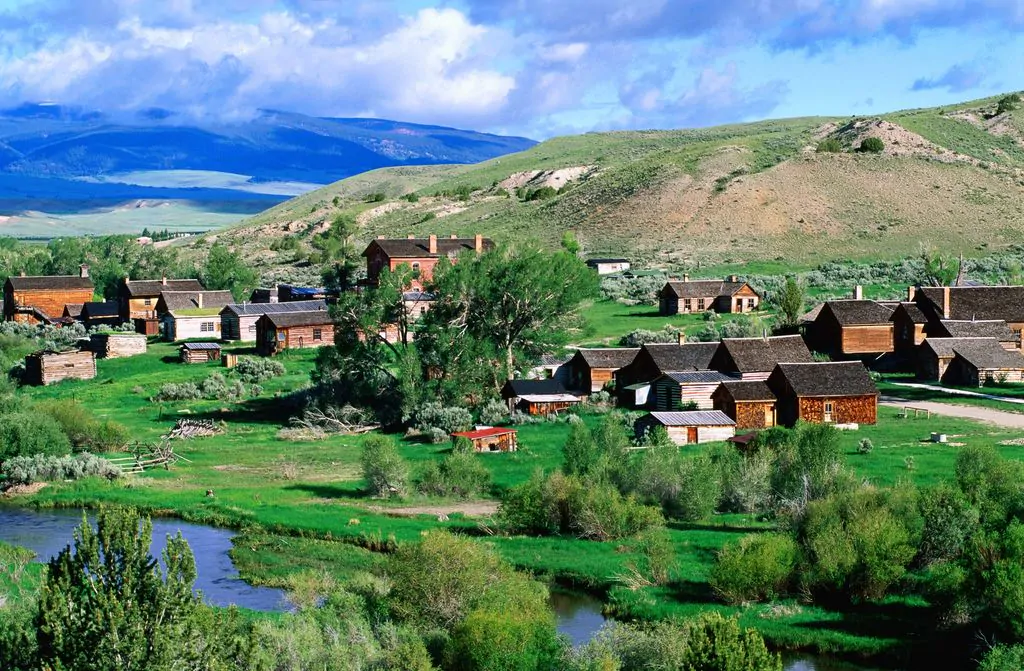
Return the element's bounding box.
[687,427,698,443]
[765,405,775,427]
[824,401,834,423]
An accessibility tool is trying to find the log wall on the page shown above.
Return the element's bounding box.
[89,333,147,359]
[25,350,96,385]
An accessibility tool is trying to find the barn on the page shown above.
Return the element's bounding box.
[24,350,96,386]
[633,410,736,446]
[220,299,328,342]
[566,348,639,393]
[451,427,519,453]
[712,380,777,429]
[767,361,878,427]
[649,371,733,410]
[709,335,813,381]
[256,311,336,356]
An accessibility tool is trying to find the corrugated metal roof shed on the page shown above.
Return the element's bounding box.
[648,410,735,426]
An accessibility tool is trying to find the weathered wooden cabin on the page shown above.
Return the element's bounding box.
[120,277,205,321]
[256,311,336,356]
[931,319,1018,349]
[158,291,234,341]
[24,350,96,385]
[805,298,895,357]
[659,275,760,316]
[918,337,993,381]
[649,371,733,410]
[616,341,720,389]
[88,333,147,359]
[922,338,1024,387]
[911,285,1024,341]
[452,427,518,453]
[80,301,122,329]
[566,348,639,393]
[220,299,328,342]
[712,380,778,429]
[180,342,222,364]
[766,361,878,427]
[501,379,580,414]
[529,353,573,386]
[891,302,929,354]
[633,410,736,445]
[4,266,94,324]
[709,335,813,381]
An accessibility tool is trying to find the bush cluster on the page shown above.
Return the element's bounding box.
[233,357,285,384]
[417,451,492,499]
[413,401,474,441]
[154,374,257,403]
[38,399,131,452]
[476,398,508,426]
[600,274,666,306]
[1,453,120,487]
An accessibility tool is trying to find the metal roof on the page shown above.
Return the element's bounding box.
[519,394,582,403]
[180,342,221,350]
[647,410,735,426]
[660,371,732,384]
[221,299,327,316]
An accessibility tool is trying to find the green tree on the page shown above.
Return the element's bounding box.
[815,138,843,153]
[35,508,212,671]
[201,243,258,300]
[562,421,599,477]
[995,94,1020,116]
[0,412,71,464]
[361,434,409,498]
[318,213,362,293]
[775,276,805,326]
[560,231,581,256]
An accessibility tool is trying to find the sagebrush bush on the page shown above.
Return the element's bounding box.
[233,357,286,384]
[476,399,508,426]
[414,402,473,435]
[154,374,254,403]
[816,138,843,153]
[858,136,885,153]
[1,453,120,487]
[154,382,202,402]
[709,533,798,604]
[417,452,492,499]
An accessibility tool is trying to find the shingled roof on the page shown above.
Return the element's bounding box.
[922,337,994,358]
[950,340,1024,370]
[936,319,1017,341]
[575,348,639,369]
[771,362,877,397]
[718,335,813,373]
[663,280,749,299]
[263,311,335,328]
[643,342,720,371]
[158,291,234,314]
[124,278,204,297]
[918,286,1024,323]
[823,300,895,326]
[221,299,328,317]
[81,301,120,319]
[7,275,93,291]
[502,379,570,397]
[893,302,928,324]
[364,237,495,259]
[716,380,776,401]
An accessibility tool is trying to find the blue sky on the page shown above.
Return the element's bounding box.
[0,0,1021,138]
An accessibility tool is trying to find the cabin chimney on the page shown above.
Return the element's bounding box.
[196,293,203,309]
[79,264,89,279]
[450,234,458,239]
[677,332,686,346]
[19,270,25,277]
[407,234,415,239]
[853,285,863,300]
[682,273,690,282]
[377,235,385,239]
[728,274,738,282]
[474,234,483,253]
[907,285,917,302]
[942,286,951,319]
[161,276,167,286]
[428,234,437,254]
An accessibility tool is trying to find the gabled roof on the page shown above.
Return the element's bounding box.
[949,340,1024,370]
[220,299,327,317]
[519,394,582,403]
[716,380,775,401]
[502,379,569,397]
[537,353,572,367]
[586,258,630,265]
[922,337,995,358]
[771,362,877,397]
[823,300,895,326]
[63,303,84,318]
[918,286,1024,323]
[892,302,928,324]
[663,280,751,299]
[124,278,204,297]
[81,301,120,319]
[799,303,824,324]
[7,275,93,291]
[363,237,495,259]
[453,427,517,440]
[181,342,221,351]
[574,348,639,369]
[158,290,234,314]
[936,319,1016,341]
[646,410,735,427]
[659,371,733,385]
[719,335,813,373]
[262,311,335,328]
[643,342,719,371]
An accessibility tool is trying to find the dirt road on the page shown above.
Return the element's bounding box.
[881,398,1024,429]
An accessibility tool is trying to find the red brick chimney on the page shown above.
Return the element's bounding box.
[474,234,483,253]
[429,234,437,254]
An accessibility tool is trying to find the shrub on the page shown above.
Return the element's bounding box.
[918,483,978,566]
[37,399,95,447]
[709,533,797,604]
[858,438,873,455]
[634,443,721,521]
[1,453,120,487]
[361,434,408,498]
[563,421,599,477]
[568,480,664,541]
[154,382,202,402]
[476,399,507,426]
[816,138,843,153]
[90,421,131,452]
[417,452,492,499]
[719,450,773,514]
[414,402,473,436]
[365,192,386,203]
[0,412,71,463]
[980,644,1024,671]
[199,373,248,402]
[995,94,1020,116]
[857,137,885,153]
[233,357,286,384]
[498,470,578,536]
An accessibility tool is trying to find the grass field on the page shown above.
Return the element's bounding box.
[5,337,1023,663]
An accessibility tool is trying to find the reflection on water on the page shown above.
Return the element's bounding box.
[0,506,286,611]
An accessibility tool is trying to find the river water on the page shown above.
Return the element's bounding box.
[0,506,879,670]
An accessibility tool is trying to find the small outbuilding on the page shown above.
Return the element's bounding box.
[220,299,328,342]
[24,350,96,385]
[501,379,581,414]
[451,427,519,453]
[585,258,631,275]
[80,301,122,329]
[566,348,639,393]
[766,361,878,427]
[89,332,147,359]
[634,410,736,445]
[804,298,895,357]
[649,371,733,410]
[712,380,777,429]
[942,339,1024,387]
[256,310,336,356]
[180,342,222,364]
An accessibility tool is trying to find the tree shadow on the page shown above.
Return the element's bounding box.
[285,482,370,500]
[183,397,301,425]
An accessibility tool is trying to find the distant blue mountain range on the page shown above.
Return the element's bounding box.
[0,103,536,213]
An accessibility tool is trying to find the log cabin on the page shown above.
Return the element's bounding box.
[180,342,222,364]
[633,410,736,446]
[120,277,205,320]
[805,298,895,357]
[709,335,813,381]
[362,234,494,291]
[766,361,878,427]
[256,310,336,356]
[451,427,519,453]
[658,275,760,315]
[919,337,1024,386]
[911,285,1024,343]
[4,265,94,324]
[501,379,580,413]
[220,299,328,342]
[24,350,96,385]
[712,381,778,429]
[88,333,147,359]
[649,371,733,410]
[158,291,234,341]
[566,348,640,393]
[80,301,122,329]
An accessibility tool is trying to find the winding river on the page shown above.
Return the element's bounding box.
[0,507,881,670]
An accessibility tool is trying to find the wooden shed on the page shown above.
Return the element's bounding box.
[709,335,813,381]
[451,427,519,453]
[941,339,1024,387]
[89,332,147,359]
[805,299,895,357]
[24,350,96,386]
[712,380,777,429]
[256,310,336,356]
[220,299,328,342]
[650,371,733,410]
[917,337,993,381]
[766,362,878,427]
[180,342,222,364]
[566,348,639,393]
[633,410,736,446]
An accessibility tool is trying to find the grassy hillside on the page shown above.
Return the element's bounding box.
[210,92,1024,283]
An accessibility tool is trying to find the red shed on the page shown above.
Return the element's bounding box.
[451,427,519,453]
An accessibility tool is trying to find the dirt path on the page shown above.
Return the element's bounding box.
[889,382,1024,405]
[881,398,1024,429]
[364,501,499,518]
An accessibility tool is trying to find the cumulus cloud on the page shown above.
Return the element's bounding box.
[911,63,988,93]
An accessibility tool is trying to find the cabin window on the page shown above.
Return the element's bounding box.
[200,322,215,332]
[684,299,692,312]
[143,298,152,306]
[277,332,285,341]
[248,324,257,333]
[747,298,756,309]
[697,298,706,311]
[411,262,421,278]
[313,328,322,341]
[824,401,834,413]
